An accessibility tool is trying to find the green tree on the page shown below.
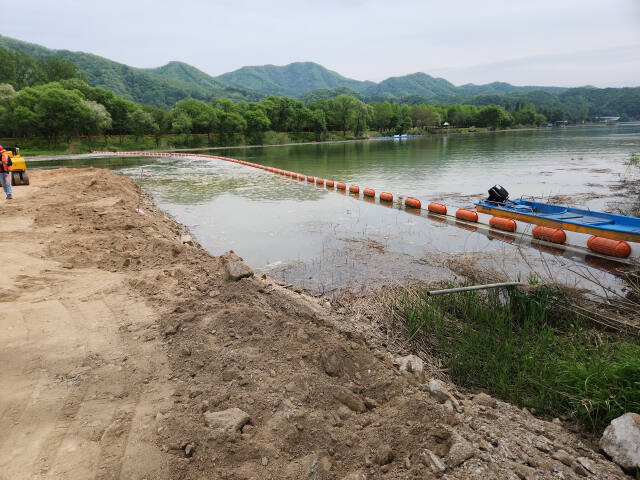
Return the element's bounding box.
[84,100,112,135]
[218,111,247,144]
[372,102,393,132]
[475,105,511,129]
[244,107,271,144]
[411,104,441,129]
[352,102,372,137]
[328,95,358,134]
[170,98,218,134]
[129,109,158,140]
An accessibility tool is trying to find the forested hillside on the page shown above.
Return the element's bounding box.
[0,36,261,108]
[217,62,375,97]
[0,34,638,123]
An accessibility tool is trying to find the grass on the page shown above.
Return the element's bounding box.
[393,284,640,433]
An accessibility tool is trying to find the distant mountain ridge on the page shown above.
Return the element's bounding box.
[0,35,262,108]
[216,62,377,97]
[0,34,600,110]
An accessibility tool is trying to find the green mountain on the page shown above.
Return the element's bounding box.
[0,35,636,119]
[0,35,262,108]
[456,82,566,96]
[217,62,376,97]
[362,72,457,99]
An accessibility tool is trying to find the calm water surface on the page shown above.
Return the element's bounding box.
[34,124,640,292]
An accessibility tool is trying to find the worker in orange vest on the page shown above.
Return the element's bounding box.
[0,145,12,200]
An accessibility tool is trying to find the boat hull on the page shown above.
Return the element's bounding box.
[475,204,640,243]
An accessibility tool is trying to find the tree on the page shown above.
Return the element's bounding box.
[308,109,327,134]
[170,98,218,134]
[372,102,393,132]
[411,105,441,129]
[218,111,246,144]
[352,102,372,137]
[39,56,85,83]
[328,95,358,134]
[129,109,158,140]
[244,107,270,144]
[474,105,511,129]
[512,104,545,126]
[84,100,112,135]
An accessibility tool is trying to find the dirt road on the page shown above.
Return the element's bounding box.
[0,169,629,479]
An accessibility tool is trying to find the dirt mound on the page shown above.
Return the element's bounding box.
[1,168,629,479]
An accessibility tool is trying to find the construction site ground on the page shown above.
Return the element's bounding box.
[0,168,630,479]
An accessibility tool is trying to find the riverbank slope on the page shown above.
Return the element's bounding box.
[0,169,629,479]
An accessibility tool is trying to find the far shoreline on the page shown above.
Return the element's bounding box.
[23,124,550,160]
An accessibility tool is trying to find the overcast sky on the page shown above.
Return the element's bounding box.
[2,0,639,87]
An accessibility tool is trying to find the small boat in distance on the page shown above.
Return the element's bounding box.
[475,186,640,244]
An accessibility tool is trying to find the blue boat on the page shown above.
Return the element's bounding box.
[475,198,640,243]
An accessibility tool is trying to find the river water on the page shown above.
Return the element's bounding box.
[33,124,640,294]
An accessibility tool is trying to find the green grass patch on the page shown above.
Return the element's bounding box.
[394,285,640,433]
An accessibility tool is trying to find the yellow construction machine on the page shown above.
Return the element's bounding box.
[5,147,29,185]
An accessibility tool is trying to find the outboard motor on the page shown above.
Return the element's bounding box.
[487,185,509,203]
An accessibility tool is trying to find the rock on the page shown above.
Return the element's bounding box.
[62,263,74,269]
[184,443,195,457]
[321,348,352,377]
[576,457,595,474]
[428,379,461,412]
[374,445,394,465]
[599,412,640,471]
[333,387,366,413]
[513,463,535,480]
[473,392,496,408]
[551,449,573,467]
[420,448,446,473]
[447,437,475,467]
[572,463,589,476]
[225,260,254,281]
[204,407,250,431]
[394,354,424,374]
[222,366,241,382]
[336,405,352,420]
[180,234,194,245]
[261,456,269,466]
[364,397,378,410]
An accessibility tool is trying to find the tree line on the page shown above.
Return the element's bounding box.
[0,77,551,147]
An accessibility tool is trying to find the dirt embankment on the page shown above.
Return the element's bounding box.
[0,168,629,479]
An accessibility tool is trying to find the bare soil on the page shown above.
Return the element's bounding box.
[0,168,630,479]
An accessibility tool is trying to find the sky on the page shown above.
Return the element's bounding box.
[2,0,639,87]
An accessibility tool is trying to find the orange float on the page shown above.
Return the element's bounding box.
[298,173,306,180]
[405,197,421,209]
[326,180,335,188]
[349,185,360,194]
[428,202,447,215]
[490,216,517,232]
[380,192,393,202]
[532,226,566,244]
[455,208,478,222]
[363,188,375,198]
[337,182,347,190]
[307,175,315,182]
[587,236,631,258]
[316,178,325,185]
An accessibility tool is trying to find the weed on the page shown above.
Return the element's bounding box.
[394,284,640,433]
